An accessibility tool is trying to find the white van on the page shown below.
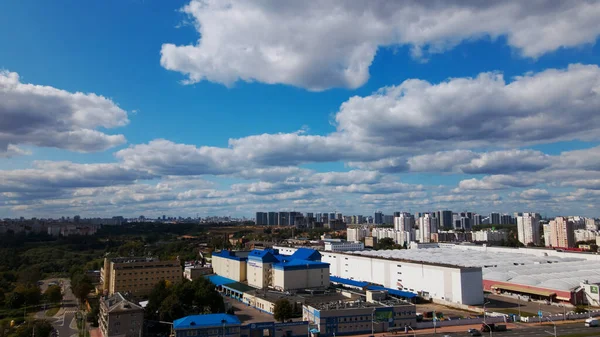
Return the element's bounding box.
[585,318,598,327]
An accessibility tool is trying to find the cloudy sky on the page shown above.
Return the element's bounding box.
[1,0,600,218]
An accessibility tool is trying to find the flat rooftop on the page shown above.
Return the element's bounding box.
[251,289,410,310]
[349,246,600,292]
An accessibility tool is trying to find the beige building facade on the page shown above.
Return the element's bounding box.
[551,216,575,248]
[101,257,182,297]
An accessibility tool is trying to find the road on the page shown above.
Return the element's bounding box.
[37,279,79,337]
[417,322,599,336]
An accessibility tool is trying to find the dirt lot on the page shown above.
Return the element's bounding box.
[416,303,481,320]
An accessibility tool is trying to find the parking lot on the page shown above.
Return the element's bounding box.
[224,297,275,324]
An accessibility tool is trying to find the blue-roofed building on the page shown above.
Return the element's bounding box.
[290,248,322,261]
[212,250,250,283]
[173,314,241,337]
[213,248,330,292]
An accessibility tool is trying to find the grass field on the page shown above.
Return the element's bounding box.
[45,307,60,317]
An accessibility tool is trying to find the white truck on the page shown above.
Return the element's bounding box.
[585,318,599,327]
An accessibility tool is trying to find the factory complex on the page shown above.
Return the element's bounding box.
[274,243,600,306]
[209,247,417,336]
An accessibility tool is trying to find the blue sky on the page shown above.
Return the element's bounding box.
[1,1,600,218]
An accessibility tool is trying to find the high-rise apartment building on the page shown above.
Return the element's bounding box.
[516,213,541,246]
[394,212,414,231]
[347,227,369,242]
[374,211,383,225]
[278,212,290,226]
[490,213,501,225]
[255,212,268,225]
[543,223,552,247]
[101,257,182,297]
[418,214,438,243]
[267,212,278,225]
[500,214,513,225]
[550,216,575,248]
[436,210,453,229]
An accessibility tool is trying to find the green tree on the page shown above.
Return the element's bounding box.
[44,285,63,303]
[13,320,53,337]
[71,274,94,304]
[273,299,293,322]
[7,291,25,308]
[13,284,41,307]
[376,238,399,250]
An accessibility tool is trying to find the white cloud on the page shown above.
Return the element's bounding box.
[335,64,600,149]
[459,149,552,174]
[161,1,600,90]
[0,71,128,154]
[519,188,551,200]
[458,175,541,190]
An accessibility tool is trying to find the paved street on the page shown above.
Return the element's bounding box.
[416,322,598,336]
[37,279,79,337]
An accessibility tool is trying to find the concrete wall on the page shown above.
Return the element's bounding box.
[321,252,483,305]
[274,267,329,290]
[213,256,247,282]
[303,304,416,336]
[247,260,271,288]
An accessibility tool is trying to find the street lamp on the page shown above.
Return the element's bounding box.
[544,316,556,337]
[481,321,493,337]
[483,301,490,323]
[407,325,416,337]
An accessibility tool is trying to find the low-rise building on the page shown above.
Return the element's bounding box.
[303,294,416,335]
[324,241,364,252]
[173,314,241,337]
[99,292,144,337]
[184,264,213,281]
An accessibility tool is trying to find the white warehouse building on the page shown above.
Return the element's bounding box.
[274,246,484,305]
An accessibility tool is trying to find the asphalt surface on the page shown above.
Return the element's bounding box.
[417,322,600,336]
[37,279,79,337]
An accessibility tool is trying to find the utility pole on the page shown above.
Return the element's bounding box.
[371,309,375,336]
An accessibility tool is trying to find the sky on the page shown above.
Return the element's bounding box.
[1,0,600,219]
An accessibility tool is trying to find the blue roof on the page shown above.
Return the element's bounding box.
[330,276,369,288]
[291,248,321,261]
[367,285,417,299]
[273,259,329,271]
[212,250,247,261]
[173,314,240,329]
[248,249,280,263]
[205,274,236,286]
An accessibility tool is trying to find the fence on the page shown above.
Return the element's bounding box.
[519,310,600,323]
[416,316,506,329]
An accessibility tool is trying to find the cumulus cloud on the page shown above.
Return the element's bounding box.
[519,188,551,200]
[161,0,600,90]
[336,64,600,149]
[116,139,241,175]
[458,175,541,190]
[459,149,552,174]
[0,71,128,154]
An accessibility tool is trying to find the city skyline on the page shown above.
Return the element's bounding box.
[1,2,600,218]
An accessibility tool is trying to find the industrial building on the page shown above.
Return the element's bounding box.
[212,248,330,291]
[101,257,182,297]
[275,246,484,305]
[303,291,416,335]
